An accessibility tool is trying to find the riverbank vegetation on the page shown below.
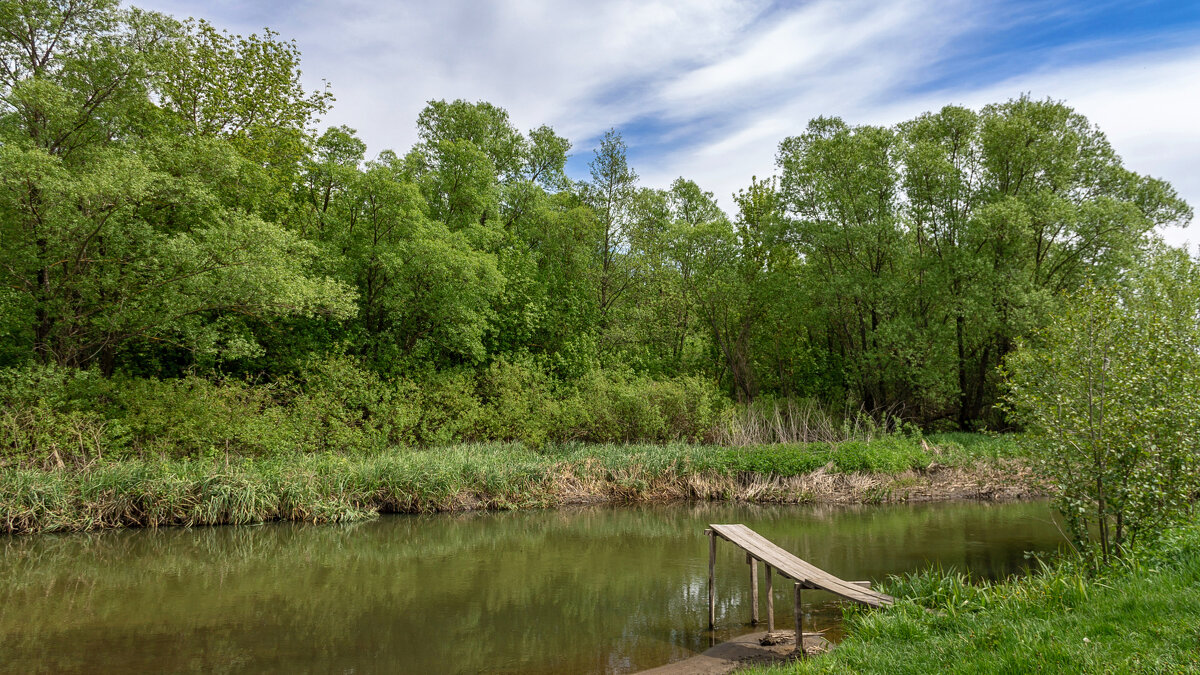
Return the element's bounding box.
[1005,249,1200,562]
[0,2,1196,544]
[0,0,1192,466]
[3,4,1199,672]
[1,433,1032,534]
[744,250,1200,674]
[748,520,1200,674]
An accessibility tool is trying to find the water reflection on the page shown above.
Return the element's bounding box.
[0,501,1063,674]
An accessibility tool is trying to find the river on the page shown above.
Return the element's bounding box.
[0,500,1063,673]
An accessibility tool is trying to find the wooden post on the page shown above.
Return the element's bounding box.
[747,554,759,625]
[794,583,804,655]
[707,529,716,630]
[765,563,775,632]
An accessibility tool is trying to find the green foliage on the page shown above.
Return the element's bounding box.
[745,522,1200,675]
[1004,247,1200,560]
[555,368,726,443]
[716,444,828,476]
[832,437,928,473]
[0,364,109,465]
[0,359,735,464]
[0,433,1023,534]
[0,1,1194,462]
[0,1,355,374]
[777,99,1190,424]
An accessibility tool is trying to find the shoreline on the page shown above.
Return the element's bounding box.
[1,446,1038,535]
[637,630,832,675]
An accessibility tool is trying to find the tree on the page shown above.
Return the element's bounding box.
[778,100,1192,425]
[582,129,639,332]
[0,1,354,374]
[900,106,991,425]
[1004,247,1200,561]
[969,97,1190,423]
[654,178,726,372]
[297,125,366,238]
[153,17,334,220]
[778,117,914,413]
[394,101,581,366]
[690,177,793,401]
[323,154,503,368]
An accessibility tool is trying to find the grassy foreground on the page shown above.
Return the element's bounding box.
[747,523,1200,675]
[0,434,1030,534]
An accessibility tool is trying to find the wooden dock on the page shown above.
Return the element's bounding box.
[705,523,893,654]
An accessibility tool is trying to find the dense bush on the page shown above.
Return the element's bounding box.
[832,436,930,473]
[555,369,726,444]
[1005,248,1200,559]
[0,359,731,466]
[1,359,1032,471]
[0,366,110,465]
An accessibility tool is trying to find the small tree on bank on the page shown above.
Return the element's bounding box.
[1004,248,1200,563]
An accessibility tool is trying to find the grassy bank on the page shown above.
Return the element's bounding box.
[0,434,1032,535]
[746,523,1200,675]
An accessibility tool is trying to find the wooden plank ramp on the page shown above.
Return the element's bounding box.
[708,523,893,607]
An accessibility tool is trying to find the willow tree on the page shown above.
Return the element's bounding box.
[689,177,794,401]
[0,0,353,373]
[917,97,1191,424]
[779,99,1192,424]
[1005,248,1200,560]
[778,117,915,413]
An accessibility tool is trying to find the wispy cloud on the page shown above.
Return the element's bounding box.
[133,0,1199,245]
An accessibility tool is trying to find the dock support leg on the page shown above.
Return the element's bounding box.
[748,554,759,625]
[794,584,804,655]
[765,564,775,632]
[707,529,716,630]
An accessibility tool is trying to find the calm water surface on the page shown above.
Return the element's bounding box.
[0,501,1064,674]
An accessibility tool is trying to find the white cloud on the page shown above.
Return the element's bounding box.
[132,0,1198,246]
[137,0,769,150]
[651,43,1200,246]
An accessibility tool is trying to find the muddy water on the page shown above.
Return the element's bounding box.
[0,501,1063,674]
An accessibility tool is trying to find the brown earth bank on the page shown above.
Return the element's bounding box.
[552,460,1040,507]
[0,458,1039,535]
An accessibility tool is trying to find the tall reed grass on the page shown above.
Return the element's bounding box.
[713,398,915,446]
[0,436,1030,535]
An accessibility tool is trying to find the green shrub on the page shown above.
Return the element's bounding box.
[473,357,556,446]
[832,436,929,473]
[0,361,1015,466]
[554,369,726,443]
[106,375,292,458]
[408,369,483,446]
[284,355,417,453]
[0,365,115,465]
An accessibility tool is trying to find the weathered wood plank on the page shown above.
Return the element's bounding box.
[798,580,871,590]
[708,529,716,629]
[765,563,775,632]
[708,523,893,608]
[748,553,759,625]
[794,583,804,655]
[714,524,890,605]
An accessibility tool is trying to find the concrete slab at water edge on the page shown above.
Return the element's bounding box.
[637,631,832,675]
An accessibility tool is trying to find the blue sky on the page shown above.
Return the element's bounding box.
[135,0,1200,245]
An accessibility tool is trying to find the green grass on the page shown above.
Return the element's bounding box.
[745,523,1200,675]
[0,434,1029,534]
